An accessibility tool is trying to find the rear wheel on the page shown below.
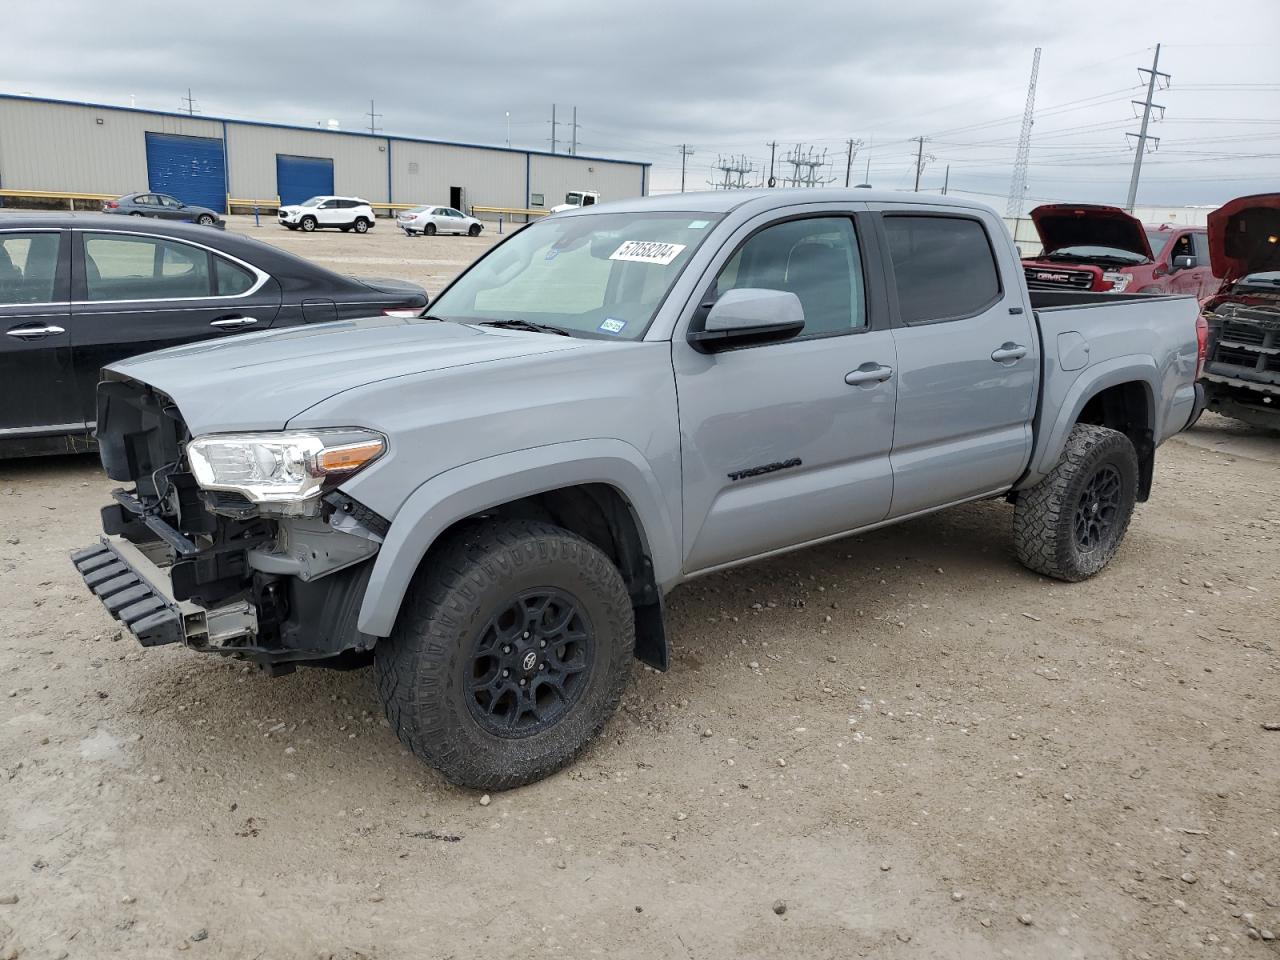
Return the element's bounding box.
[1013,423,1138,582]
[374,519,634,790]
[353,218,370,234]
[129,211,143,217]
[424,222,437,236]
[468,223,482,237]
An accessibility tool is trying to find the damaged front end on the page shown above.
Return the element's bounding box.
[72,376,388,671]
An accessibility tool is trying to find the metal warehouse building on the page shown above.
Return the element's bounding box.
[0,94,649,216]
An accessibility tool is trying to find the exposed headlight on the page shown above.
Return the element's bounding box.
[1102,271,1132,292]
[187,429,386,505]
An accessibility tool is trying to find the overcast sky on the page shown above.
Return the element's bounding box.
[4,0,1277,210]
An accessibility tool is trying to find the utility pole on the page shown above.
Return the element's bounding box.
[550,105,558,155]
[1125,44,1169,212]
[843,138,862,188]
[366,99,382,136]
[766,141,778,187]
[858,138,872,187]
[1006,47,1041,217]
[570,106,579,156]
[180,88,199,116]
[942,165,950,195]
[912,136,927,192]
[678,144,695,193]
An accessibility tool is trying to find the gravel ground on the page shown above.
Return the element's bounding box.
[1,218,1277,959]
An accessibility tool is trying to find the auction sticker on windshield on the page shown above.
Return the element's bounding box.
[609,240,687,265]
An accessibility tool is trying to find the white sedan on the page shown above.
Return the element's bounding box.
[397,205,483,237]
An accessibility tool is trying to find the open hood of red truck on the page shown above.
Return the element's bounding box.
[1207,193,1280,283]
[1029,204,1153,260]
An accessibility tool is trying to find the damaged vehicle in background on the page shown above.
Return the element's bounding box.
[1200,193,1280,431]
[1021,204,1218,300]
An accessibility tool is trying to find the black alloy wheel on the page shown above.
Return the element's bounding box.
[465,589,594,737]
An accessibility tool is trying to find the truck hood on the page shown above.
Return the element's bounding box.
[103,316,587,434]
[1207,193,1280,284]
[1029,204,1153,260]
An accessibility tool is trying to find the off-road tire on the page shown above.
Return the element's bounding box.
[423,222,437,236]
[353,218,370,234]
[1014,423,1138,582]
[468,223,482,237]
[374,519,634,790]
[299,215,317,232]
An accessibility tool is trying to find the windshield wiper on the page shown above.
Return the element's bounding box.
[476,319,572,337]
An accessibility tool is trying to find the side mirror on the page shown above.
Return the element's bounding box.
[687,288,805,353]
[1173,254,1197,271]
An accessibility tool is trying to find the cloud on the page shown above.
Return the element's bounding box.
[2,0,1277,206]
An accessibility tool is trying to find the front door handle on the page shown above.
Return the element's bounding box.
[210,316,258,328]
[845,363,894,386]
[6,324,66,340]
[991,343,1028,363]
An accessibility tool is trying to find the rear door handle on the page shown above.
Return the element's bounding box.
[6,325,66,340]
[210,316,258,328]
[845,363,894,386]
[991,343,1028,363]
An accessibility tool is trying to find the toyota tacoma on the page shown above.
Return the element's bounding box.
[72,190,1207,789]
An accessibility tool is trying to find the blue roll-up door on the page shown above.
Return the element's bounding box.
[276,155,334,206]
[145,133,226,212]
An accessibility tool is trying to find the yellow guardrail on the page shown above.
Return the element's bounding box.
[226,196,281,213]
[0,188,117,210]
[471,205,550,218]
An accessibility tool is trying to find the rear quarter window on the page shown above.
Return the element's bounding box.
[884,215,1002,324]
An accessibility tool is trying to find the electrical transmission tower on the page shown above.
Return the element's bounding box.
[1006,47,1041,217]
[678,144,696,192]
[781,145,836,188]
[709,155,755,190]
[1125,44,1169,212]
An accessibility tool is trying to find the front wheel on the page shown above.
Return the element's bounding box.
[468,223,482,237]
[1013,423,1138,582]
[196,213,215,226]
[374,519,635,790]
[353,218,370,234]
[299,216,317,232]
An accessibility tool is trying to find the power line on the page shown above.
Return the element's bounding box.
[1125,42,1170,211]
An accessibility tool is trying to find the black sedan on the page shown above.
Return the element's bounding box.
[0,214,428,458]
[103,192,224,228]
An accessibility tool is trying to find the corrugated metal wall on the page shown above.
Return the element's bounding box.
[0,96,650,214]
[224,124,387,202]
[529,154,647,212]
[0,98,222,195]
[390,141,525,212]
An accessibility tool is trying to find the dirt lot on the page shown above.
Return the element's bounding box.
[1,218,1278,959]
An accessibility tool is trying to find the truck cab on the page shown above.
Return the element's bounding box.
[1022,203,1218,301]
[549,190,601,214]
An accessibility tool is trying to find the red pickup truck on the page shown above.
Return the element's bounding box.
[1022,204,1219,300]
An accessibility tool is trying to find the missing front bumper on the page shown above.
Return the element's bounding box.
[71,537,257,649]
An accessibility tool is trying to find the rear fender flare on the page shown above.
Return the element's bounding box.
[1024,356,1158,487]
[355,439,680,637]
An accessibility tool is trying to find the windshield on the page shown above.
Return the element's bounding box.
[299,197,322,208]
[1144,230,1172,257]
[428,212,721,340]
[1044,244,1148,264]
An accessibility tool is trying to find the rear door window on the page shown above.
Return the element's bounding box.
[0,233,62,305]
[883,215,1001,323]
[214,257,256,296]
[83,233,213,300]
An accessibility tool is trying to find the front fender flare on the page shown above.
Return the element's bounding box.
[355,439,680,637]
[1024,355,1158,487]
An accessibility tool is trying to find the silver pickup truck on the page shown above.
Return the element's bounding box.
[72,189,1206,789]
